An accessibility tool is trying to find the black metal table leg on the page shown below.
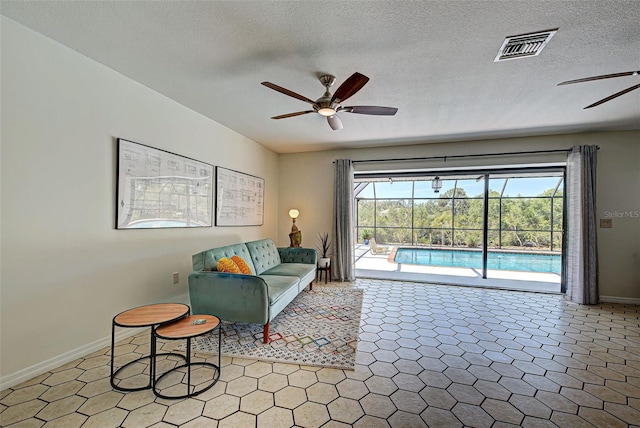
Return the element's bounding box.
[153,315,222,399]
[109,303,189,392]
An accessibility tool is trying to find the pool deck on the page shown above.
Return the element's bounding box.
[355,244,562,294]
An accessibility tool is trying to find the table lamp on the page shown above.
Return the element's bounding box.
[289,209,302,247]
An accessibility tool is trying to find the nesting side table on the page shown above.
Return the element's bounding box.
[110,303,189,392]
[153,314,222,399]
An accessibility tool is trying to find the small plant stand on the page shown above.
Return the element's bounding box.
[316,260,331,284]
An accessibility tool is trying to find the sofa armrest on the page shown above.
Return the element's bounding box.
[278,247,317,265]
[188,272,269,324]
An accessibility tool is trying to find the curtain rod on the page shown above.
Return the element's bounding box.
[350,148,577,164]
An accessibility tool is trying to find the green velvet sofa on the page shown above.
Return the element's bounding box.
[189,238,317,343]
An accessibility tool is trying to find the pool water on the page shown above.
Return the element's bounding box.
[394,248,561,274]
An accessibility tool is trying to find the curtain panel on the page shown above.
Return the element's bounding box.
[564,145,599,304]
[333,159,355,281]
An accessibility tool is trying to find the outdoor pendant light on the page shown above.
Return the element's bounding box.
[432,176,442,193]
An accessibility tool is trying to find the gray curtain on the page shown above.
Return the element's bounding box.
[333,159,355,281]
[564,145,599,304]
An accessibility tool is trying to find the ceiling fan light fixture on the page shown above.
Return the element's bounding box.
[327,116,342,131]
[262,72,398,130]
[317,107,336,117]
[327,115,343,130]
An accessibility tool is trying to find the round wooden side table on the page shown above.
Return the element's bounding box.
[110,303,189,392]
[153,314,222,399]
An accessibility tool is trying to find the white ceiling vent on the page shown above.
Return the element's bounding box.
[494,29,558,62]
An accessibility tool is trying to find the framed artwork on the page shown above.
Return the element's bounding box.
[215,167,264,226]
[116,138,213,229]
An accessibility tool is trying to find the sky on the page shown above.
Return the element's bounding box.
[358,176,563,199]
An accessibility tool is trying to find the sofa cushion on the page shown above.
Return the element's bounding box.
[262,263,315,280]
[263,263,317,293]
[246,239,282,275]
[198,243,257,274]
[259,275,300,305]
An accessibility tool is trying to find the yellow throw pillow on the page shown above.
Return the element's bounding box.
[231,255,253,275]
[217,257,241,274]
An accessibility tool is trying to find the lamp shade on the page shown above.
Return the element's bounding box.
[289,209,299,219]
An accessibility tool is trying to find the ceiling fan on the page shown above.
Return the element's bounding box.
[261,72,398,130]
[558,70,639,109]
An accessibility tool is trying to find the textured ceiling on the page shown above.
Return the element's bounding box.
[2,1,639,153]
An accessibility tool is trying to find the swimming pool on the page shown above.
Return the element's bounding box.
[394,248,561,274]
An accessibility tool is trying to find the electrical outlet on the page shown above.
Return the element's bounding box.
[600,219,613,228]
[173,272,179,284]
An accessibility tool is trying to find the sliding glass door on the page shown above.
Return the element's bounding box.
[486,173,563,280]
[355,167,564,285]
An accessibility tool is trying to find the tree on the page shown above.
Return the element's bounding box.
[356,180,562,251]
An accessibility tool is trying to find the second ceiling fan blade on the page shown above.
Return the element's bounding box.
[331,72,370,104]
[558,71,639,86]
[271,110,315,119]
[343,106,398,115]
[584,84,640,109]
[261,82,316,105]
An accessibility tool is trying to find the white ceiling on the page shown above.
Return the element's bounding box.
[2,1,639,153]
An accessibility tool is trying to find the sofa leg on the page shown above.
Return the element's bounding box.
[263,323,270,344]
[309,281,313,291]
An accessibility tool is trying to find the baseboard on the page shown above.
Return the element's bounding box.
[0,326,144,391]
[0,292,190,391]
[599,295,640,305]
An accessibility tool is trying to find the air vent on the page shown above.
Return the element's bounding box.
[494,29,557,62]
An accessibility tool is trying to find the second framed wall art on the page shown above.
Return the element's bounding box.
[215,167,264,226]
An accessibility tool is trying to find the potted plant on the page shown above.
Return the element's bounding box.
[361,229,373,245]
[316,232,332,268]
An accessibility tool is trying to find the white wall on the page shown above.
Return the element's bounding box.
[279,131,640,300]
[0,17,279,381]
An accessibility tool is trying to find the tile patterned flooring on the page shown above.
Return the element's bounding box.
[1,279,639,427]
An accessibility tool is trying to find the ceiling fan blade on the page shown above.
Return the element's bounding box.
[271,110,315,119]
[327,115,343,130]
[584,84,640,109]
[261,82,316,105]
[558,71,639,86]
[331,72,369,104]
[342,106,398,116]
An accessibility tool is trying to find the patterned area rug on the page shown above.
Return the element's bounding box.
[188,286,363,370]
